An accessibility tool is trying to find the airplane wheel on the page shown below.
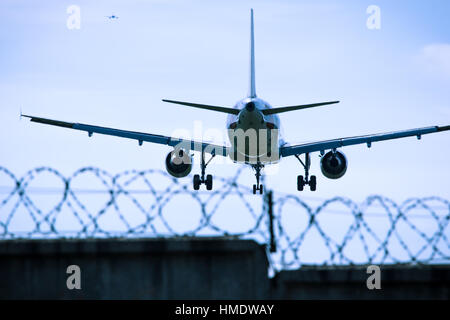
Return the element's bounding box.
[297,175,304,191]
[253,184,257,194]
[310,175,317,191]
[206,174,213,190]
[259,184,263,194]
[193,174,200,190]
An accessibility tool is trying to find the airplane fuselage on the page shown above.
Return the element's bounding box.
[226,97,282,164]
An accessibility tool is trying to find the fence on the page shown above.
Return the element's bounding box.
[0,166,449,270]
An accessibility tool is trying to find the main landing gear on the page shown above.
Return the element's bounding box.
[295,153,317,191]
[252,163,264,194]
[193,151,215,190]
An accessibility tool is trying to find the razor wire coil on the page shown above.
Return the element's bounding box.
[0,166,449,270]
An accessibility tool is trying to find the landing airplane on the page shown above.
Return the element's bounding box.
[23,9,449,194]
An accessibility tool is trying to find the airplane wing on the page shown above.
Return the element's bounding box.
[22,115,230,157]
[280,125,450,157]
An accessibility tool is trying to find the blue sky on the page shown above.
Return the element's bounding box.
[1,0,449,200]
[0,0,449,265]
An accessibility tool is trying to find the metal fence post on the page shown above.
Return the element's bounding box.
[266,190,277,253]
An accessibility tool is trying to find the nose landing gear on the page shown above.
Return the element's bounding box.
[295,153,317,191]
[193,151,215,190]
[252,163,264,194]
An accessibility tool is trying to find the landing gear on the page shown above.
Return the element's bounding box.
[193,150,215,191]
[252,184,263,194]
[309,175,317,191]
[193,174,201,190]
[205,174,213,190]
[297,175,305,191]
[252,163,264,194]
[295,153,317,192]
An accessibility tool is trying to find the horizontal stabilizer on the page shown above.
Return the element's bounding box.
[262,101,339,115]
[162,99,239,115]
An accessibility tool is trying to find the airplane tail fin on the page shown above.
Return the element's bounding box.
[248,9,256,98]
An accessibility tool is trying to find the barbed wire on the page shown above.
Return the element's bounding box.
[0,166,449,270]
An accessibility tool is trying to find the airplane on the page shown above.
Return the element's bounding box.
[106,15,119,20]
[22,9,449,194]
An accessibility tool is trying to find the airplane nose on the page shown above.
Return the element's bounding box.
[245,101,255,112]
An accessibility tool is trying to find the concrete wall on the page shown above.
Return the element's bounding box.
[270,265,450,300]
[0,238,269,299]
[0,238,448,299]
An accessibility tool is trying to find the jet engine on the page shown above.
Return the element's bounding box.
[165,149,192,178]
[320,150,348,179]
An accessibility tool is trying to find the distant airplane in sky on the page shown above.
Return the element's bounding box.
[23,9,449,194]
[106,15,119,20]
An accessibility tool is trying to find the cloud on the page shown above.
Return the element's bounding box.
[418,43,450,77]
